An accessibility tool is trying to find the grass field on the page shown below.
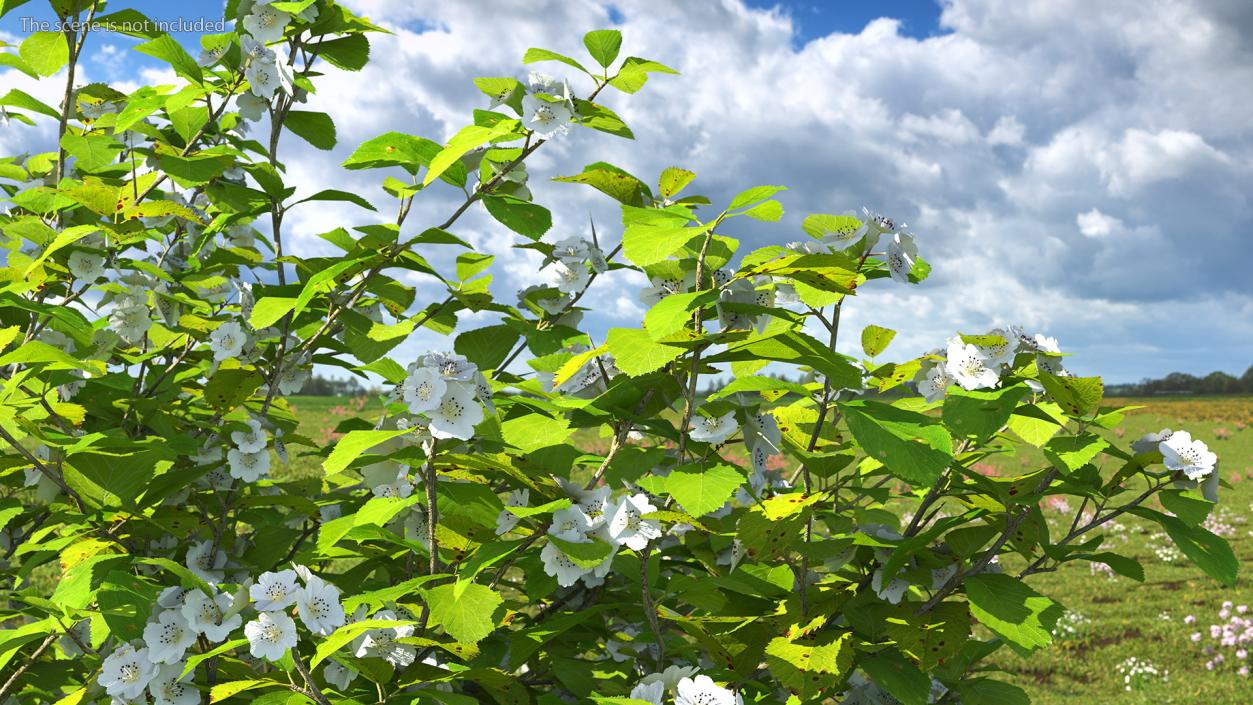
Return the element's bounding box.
[287,394,1253,704]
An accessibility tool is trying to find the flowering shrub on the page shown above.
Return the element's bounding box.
[0,2,1239,705]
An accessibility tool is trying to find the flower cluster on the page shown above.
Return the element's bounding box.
[398,352,492,440]
[913,326,1069,402]
[521,72,576,138]
[627,670,741,705]
[99,565,343,702]
[1189,601,1252,676]
[535,234,609,311]
[537,484,663,587]
[1116,656,1169,691]
[1053,609,1092,640]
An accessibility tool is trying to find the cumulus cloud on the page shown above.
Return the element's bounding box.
[3,0,1250,382]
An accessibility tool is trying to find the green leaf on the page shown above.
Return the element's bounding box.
[1007,402,1066,447]
[1158,489,1215,527]
[1042,433,1108,474]
[964,573,1063,655]
[342,131,434,171]
[620,204,704,267]
[315,33,370,71]
[310,619,417,667]
[67,449,161,506]
[424,582,503,644]
[1,88,60,118]
[741,200,783,221]
[658,167,695,199]
[1130,507,1237,586]
[323,428,414,476]
[522,47,588,74]
[158,153,234,186]
[941,386,1029,445]
[455,324,518,370]
[210,680,271,703]
[284,110,337,150]
[839,400,954,486]
[134,34,202,82]
[168,106,209,144]
[1040,374,1103,417]
[481,194,551,240]
[553,163,649,206]
[885,602,970,669]
[707,376,811,401]
[713,330,862,390]
[574,99,634,139]
[861,324,896,357]
[952,679,1030,705]
[859,649,930,705]
[19,32,68,77]
[548,535,616,568]
[424,122,517,186]
[728,185,786,210]
[292,189,376,211]
[666,464,743,517]
[605,327,685,377]
[501,413,572,453]
[608,57,679,94]
[802,213,862,240]
[583,29,623,68]
[203,367,262,410]
[249,297,297,330]
[643,290,717,340]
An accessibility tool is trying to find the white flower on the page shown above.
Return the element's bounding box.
[689,412,738,445]
[242,5,291,43]
[149,662,199,705]
[631,681,665,705]
[977,328,1019,368]
[353,610,416,667]
[231,417,267,453]
[819,215,865,251]
[549,505,595,540]
[210,321,246,361]
[370,470,413,499]
[157,586,192,610]
[296,576,345,636]
[540,540,590,587]
[98,643,156,700]
[1132,428,1173,455]
[427,382,484,440]
[185,540,226,583]
[521,94,574,138]
[1160,430,1217,480]
[915,363,952,403]
[143,610,197,664]
[245,55,282,98]
[639,274,693,307]
[236,92,269,121]
[871,567,910,604]
[608,493,662,551]
[418,351,478,382]
[856,207,904,249]
[944,337,999,390]
[277,365,310,395]
[67,250,105,283]
[244,610,298,661]
[251,569,300,611]
[675,675,742,705]
[551,236,590,263]
[496,488,530,536]
[641,665,700,692]
[227,448,270,482]
[240,34,270,62]
[403,367,448,414]
[110,304,151,344]
[324,659,358,690]
[182,589,242,643]
[198,44,226,67]
[548,261,590,294]
[885,232,918,283]
[716,539,745,572]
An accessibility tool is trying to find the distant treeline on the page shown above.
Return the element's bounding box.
[294,375,373,396]
[1107,365,1253,396]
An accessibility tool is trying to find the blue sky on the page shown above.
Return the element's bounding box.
[3,0,1251,384]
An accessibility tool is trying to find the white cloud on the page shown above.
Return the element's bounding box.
[3,0,1250,382]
